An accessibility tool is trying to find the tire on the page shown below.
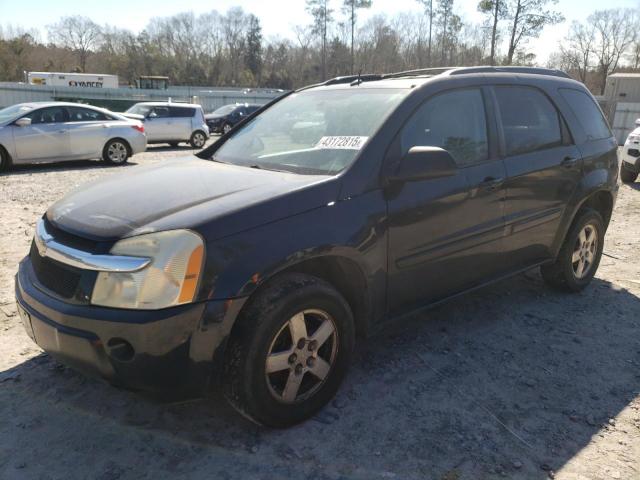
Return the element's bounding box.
[102,139,130,165]
[189,131,207,149]
[541,208,605,292]
[0,146,11,172]
[620,167,638,183]
[222,273,355,428]
[222,123,232,135]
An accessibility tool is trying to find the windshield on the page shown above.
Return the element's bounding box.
[212,89,407,175]
[126,104,152,116]
[0,104,35,122]
[212,105,237,115]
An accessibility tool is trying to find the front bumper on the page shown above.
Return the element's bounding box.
[620,142,640,173]
[16,257,242,395]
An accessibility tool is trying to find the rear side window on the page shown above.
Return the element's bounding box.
[559,88,611,140]
[169,107,195,118]
[495,86,562,156]
[400,88,489,167]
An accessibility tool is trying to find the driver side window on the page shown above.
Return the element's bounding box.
[401,88,488,167]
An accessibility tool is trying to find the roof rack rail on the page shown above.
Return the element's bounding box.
[444,66,571,78]
[382,67,453,79]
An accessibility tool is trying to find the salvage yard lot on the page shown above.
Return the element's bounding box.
[0,145,639,480]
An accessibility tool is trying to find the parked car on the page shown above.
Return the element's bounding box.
[620,118,640,183]
[0,102,146,171]
[205,103,262,134]
[124,102,209,148]
[16,67,619,428]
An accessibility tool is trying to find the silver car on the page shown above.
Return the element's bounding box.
[0,102,146,171]
[123,102,209,148]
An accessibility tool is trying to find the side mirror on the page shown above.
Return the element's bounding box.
[635,118,640,126]
[15,117,32,127]
[147,111,157,119]
[388,146,458,183]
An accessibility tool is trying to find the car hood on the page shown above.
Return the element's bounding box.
[46,158,337,241]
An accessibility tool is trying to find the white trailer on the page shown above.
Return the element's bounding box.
[27,72,119,89]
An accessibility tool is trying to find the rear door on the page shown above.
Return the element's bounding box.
[65,106,110,159]
[169,106,194,140]
[386,87,507,314]
[12,106,70,161]
[493,85,582,268]
[145,106,171,141]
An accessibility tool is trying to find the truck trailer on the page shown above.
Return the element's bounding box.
[27,72,119,89]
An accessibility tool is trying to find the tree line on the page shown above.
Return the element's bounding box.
[0,1,638,94]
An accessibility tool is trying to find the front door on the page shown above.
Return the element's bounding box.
[386,87,507,315]
[492,85,582,268]
[12,106,70,162]
[144,106,171,141]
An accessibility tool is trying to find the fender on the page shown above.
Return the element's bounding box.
[550,152,618,258]
[196,189,390,334]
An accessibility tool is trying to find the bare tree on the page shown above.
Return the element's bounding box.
[505,0,563,65]
[306,0,334,80]
[342,0,372,74]
[416,0,435,66]
[47,16,102,72]
[560,21,595,83]
[477,0,507,65]
[590,8,637,94]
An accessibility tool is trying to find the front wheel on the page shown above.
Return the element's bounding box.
[189,131,206,149]
[620,167,638,183]
[541,208,605,292]
[222,123,232,135]
[103,139,130,165]
[222,274,355,427]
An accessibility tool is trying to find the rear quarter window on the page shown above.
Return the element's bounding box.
[169,107,196,118]
[559,88,612,141]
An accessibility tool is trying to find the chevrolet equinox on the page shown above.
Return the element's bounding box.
[16,67,619,427]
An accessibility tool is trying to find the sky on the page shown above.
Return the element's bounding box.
[0,0,638,64]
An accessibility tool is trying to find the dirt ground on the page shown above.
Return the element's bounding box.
[0,145,639,480]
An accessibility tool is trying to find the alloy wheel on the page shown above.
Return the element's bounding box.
[107,142,127,163]
[265,309,338,404]
[572,223,598,279]
[193,133,205,148]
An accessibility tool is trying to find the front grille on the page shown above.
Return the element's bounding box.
[30,242,82,299]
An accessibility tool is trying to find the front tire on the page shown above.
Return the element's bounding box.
[541,208,605,292]
[222,273,355,428]
[189,131,206,149]
[0,146,11,172]
[222,123,232,135]
[103,139,130,165]
[620,167,638,183]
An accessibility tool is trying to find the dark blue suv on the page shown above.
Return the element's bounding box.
[16,67,619,427]
[205,103,262,135]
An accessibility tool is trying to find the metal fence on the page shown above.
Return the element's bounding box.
[0,82,284,113]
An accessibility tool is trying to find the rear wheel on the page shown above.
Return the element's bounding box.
[189,131,206,148]
[0,146,11,172]
[222,273,355,427]
[541,208,604,292]
[620,167,638,183]
[103,139,130,165]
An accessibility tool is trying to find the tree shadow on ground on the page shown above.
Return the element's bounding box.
[1,272,639,479]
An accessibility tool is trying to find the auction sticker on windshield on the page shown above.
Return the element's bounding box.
[315,136,369,150]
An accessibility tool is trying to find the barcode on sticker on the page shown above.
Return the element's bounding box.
[315,136,369,150]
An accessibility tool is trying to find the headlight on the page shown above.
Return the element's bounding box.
[91,230,204,309]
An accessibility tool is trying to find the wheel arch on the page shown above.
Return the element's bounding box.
[104,137,132,156]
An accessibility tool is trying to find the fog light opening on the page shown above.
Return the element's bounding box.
[107,338,135,362]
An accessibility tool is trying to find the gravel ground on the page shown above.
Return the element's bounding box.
[0,145,639,480]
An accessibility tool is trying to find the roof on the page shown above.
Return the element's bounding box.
[130,101,200,108]
[608,73,640,79]
[301,66,574,92]
[12,101,109,110]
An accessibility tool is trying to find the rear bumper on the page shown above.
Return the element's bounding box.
[129,134,147,155]
[16,257,242,395]
[620,144,640,172]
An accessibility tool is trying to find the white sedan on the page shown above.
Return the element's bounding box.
[0,102,147,171]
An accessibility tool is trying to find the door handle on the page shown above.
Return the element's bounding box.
[561,156,578,168]
[479,177,504,191]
